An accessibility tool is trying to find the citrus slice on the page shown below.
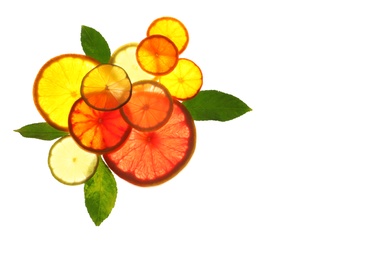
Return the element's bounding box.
[120,80,173,132]
[159,58,203,100]
[136,35,179,76]
[48,135,99,185]
[68,98,132,154]
[33,54,99,131]
[110,42,156,82]
[81,63,132,111]
[147,16,189,54]
[104,99,196,187]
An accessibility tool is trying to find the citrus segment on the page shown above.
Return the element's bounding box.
[104,99,196,187]
[48,135,99,185]
[68,98,132,154]
[159,58,203,100]
[33,54,99,131]
[136,35,179,76]
[120,80,173,132]
[110,42,156,82]
[147,16,189,54]
[81,64,132,111]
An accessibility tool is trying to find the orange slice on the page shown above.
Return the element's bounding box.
[110,42,156,82]
[136,35,179,76]
[33,54,99,131]
[68,98,132,154]
[159,58,203,100]
[104,99,196,187]
[120,80,173,132]
[81,63,132,111]
[147,16,189,54]
[48,135,99,185]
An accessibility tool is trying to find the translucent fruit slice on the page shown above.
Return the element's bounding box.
[48,135,99,185]
[110,42,156,82]
[81,64,132,111]
[147,16,189,54]
[69,98,132,154]
[159,58,203,100]
[136,35,179,76]
[120,80,173,132]
[104,99,196,187]
[33,54,99,131]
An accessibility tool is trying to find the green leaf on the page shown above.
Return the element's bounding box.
[182,90,252,121]
[84,157,117,226]
[80,25,111,63]
[14,122,68,140]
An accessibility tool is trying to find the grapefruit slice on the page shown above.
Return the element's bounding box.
[104,99,196,186]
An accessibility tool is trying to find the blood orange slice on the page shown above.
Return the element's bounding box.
[68,98,132,154]
[104,99,196,186]
[120,80,173,132]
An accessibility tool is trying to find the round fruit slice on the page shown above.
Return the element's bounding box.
[110,42,156,82]
[69,98,132,154]
[159,58,203,100]
[48,135,99,185]
[104,99,196,187]
[33,54,99,131]
[81,64,132,111]
[147,16,189,54]
[136,35,179,76]
[120,80,173,132]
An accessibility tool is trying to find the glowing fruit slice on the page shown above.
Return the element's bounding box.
[159,58,203,100]
[33,54,99,131]
[104,99,196,187]
[136,35,179,76]
[69,98,132,154]
[147,16,189,54]
[48,135,99,185]
[120,80,173,132]
[81,64,132,111]
[110,42,156,82]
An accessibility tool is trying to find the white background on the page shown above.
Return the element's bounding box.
[1,1,390,259]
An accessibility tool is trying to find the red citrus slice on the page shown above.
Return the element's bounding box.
[136,35,179,76]
[120,80,173,132]
[104,99,196,186]
[81,63,132,111]
[68,98,132,154]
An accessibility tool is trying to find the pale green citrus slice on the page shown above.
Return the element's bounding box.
[136,35,179,76]
[147,16,189,54]
[80,63,132,111]
[159,58,203,100]
[48,135,99,185]
[33,54,99,131]
[110,42,156,82]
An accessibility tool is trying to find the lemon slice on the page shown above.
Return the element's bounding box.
[48,136,99,185]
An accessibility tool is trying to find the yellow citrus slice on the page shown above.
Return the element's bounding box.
[69,98,132,154]
[147,16,189,54]
[80,64,132,111]
[104,99,196,187]
[33,54,99,131]
[48,135,99,185]
[120,80,173,132]
[136,35,179,76]
[159,58,203,100]
[110,42,156,82]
